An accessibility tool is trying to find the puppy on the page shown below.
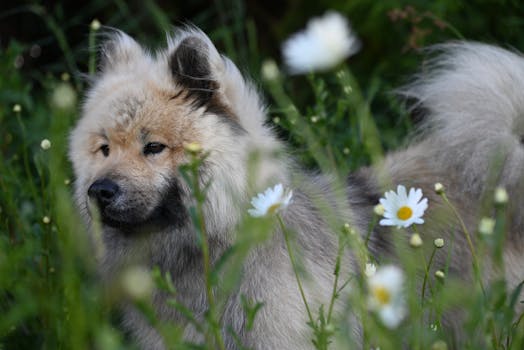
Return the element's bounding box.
[69,27,524,349]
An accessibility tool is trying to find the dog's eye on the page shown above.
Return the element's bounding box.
[99,144,110,157]
[144,142,166,155]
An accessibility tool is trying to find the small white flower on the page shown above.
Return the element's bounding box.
[261,59,280,81]
[494,187,508,205]
[373,203,385,216]
[409,233,423,248]
[365,262,377,277]
[282,11,360,74]
[343,222,356,235]
[367,265,406,328]
[121,266,153,300]
[434,238,444,248]
[40,139,51,150]
[183,142,202,153]
[478,217,495,235]
[379,185,428,228]
[434,182,444,194]
[13,104,22,113]
[42,216,51,224]
[51,83,77,110]
[434,270,445,280]
[248,184,292,217]
[90,19,101,31]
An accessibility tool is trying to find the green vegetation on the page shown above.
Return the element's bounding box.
[1,1,523,349]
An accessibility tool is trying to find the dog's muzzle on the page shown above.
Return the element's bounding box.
[87,178,120,212]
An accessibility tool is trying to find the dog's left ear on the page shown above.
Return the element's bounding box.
[169,35,220,109]
[168,29,269,137]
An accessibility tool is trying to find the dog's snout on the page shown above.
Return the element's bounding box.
[88,178,120,207]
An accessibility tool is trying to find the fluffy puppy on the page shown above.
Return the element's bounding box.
[69,27,524,349]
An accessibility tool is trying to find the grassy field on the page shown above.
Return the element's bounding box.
[1,1,524,349]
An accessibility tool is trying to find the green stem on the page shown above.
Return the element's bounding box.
[276,215,315,326]
[440,192,485,294]
[326,235,344,324]
[421,247,436,304]
[190,158,226,350]
[364,214,378,248]
[16,113,39,202]
[88,27,97,76]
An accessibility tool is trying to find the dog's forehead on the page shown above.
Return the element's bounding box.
[93,86,196,144]
[109,94,145,126]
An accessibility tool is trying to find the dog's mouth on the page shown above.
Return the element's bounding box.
[87,178,188,234]
[97,204,174,232]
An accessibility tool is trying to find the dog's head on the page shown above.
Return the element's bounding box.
[69,27,284,237]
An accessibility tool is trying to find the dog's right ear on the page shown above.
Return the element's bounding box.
[99,31,144,72]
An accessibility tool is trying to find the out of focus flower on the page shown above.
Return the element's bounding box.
[91,19,101,31]
[494,187,508,205]
[373,203,385,216]
[248,184,292,217]
[282,11,360,74]
[261,59,280,81]
[184,142,202,153]
[409,233,423,247]
[40,139,51,150]
[121,266,153,300]
[367,265,406,328]
[478,217,495,235]
[51,83,77,110]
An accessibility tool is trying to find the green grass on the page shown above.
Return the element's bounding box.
[1,1,524,349]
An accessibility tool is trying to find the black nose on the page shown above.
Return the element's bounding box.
[88,178,120,208]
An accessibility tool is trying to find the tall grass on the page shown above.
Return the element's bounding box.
[1,1,524,349]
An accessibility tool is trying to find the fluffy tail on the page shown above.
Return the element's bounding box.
[399,42,524,195]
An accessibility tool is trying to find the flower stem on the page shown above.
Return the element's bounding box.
[364,214,378,248]
[277,214,315,326]
[88,25,97,76]
[439,192,485,294]
[421,246,436,304]
[187,155,226,350]
[327,234,345,324]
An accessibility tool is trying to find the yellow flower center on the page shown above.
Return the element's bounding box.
[373,286,391,305]
[267,203,281,215]
[397,206,413,221]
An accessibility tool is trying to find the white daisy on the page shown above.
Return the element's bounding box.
[248,184,293,217]
[378,185,428,228]
[282,11,360,74]
[367,265,406,329]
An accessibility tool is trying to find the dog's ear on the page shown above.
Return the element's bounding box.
[99,31,144,72]
[169,35,219,108]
